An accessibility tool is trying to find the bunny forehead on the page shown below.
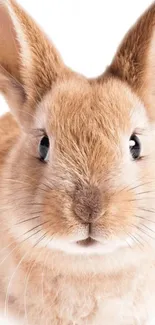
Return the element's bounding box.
[35,76,149,137]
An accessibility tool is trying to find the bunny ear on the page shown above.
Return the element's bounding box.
[107,3,155,118]
[0,0,64,124]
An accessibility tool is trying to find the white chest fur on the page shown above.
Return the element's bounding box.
[0,315,154,325]
[0,316,21,325]
[147,319,155,325]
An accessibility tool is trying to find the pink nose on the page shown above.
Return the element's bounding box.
[73,184,102,223]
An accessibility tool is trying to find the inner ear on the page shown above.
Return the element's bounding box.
[0,67,26,117]
[0,3,21,82]
[0,0,65,127]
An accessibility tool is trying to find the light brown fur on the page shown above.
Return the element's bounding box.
[0,1,155,324]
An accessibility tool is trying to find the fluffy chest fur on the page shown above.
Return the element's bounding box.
[1,257,155,325]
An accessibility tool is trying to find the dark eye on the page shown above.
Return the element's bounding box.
[39,135,50,162]
[129,134,141,160]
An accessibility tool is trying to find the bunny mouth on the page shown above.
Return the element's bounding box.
[76,237,98,247]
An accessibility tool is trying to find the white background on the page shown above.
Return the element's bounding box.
[0,1,153,324]
[0,0,152,117]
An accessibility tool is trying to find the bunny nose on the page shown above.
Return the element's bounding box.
[73,184,102,223]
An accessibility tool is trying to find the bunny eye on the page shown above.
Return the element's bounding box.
[129,134,141,160]
[39,135,50,162]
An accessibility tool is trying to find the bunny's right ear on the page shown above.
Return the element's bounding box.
[0,0,64,125]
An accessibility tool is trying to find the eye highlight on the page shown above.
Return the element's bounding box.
[39,135,50,162]
[129,134,141,160]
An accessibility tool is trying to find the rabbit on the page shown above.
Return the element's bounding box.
[1,0,155,324]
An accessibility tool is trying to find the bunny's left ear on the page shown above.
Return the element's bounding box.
[0,0,64,125]
[107,3,155,119]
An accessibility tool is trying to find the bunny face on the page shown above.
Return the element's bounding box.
[4,74,154,256]
[1,1,155,259]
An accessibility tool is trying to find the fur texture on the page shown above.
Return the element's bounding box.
[0,1,155,324]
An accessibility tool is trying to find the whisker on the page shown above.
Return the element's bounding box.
[15,216,40,225]
[118,174,155,195]
[138,207,155,214]
[139,223,155,235]
[124,238,132,249]
[134,215,155,224]
[135,190,155,196]
[122,231,134,249]
[125,230,144,250]
[18,202,46,208]
[29,210,44,216]
[33,227,52,248]
[0,211,43,233]
[126,181,154,193]
[0,218,51,260]
[23,175,57,193]
[23,229,43,243]
[23,220,51,236]
[2,178,51,195]
[0,239,17,257]
[127,198,155,202]
[134,232,149,246]
[131,224,155,240]
[0,228,43,268]
[0,219,44,255]
[129,233,144,248]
